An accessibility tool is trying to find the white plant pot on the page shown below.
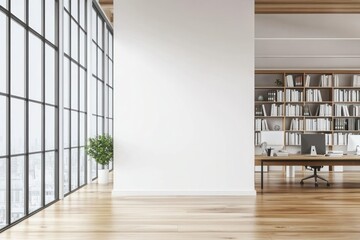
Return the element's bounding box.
[98,169,109,184]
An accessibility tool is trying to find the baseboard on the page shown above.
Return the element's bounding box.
[112,189,257,196]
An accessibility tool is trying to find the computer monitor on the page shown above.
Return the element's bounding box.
[301,134,326,155]
[347,135,360,155]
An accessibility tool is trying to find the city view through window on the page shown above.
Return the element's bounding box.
[0,0,113,230]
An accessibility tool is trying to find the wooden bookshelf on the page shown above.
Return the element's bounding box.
[255,70,360,147]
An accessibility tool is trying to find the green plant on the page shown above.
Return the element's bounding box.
[85,135,113,169]
[275,79,283,86]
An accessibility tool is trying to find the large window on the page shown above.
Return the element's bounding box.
[63,0,87,195]
[91,4,113,177]
[0,0,113,232]
[0,0,58,229]
[105,27,114,171]
[91,5,103,179]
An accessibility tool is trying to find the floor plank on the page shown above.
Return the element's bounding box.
[3,172,360,239]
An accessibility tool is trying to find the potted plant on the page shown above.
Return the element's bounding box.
[85,135,113,184]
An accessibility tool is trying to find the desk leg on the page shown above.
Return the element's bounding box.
[261,160,263,190]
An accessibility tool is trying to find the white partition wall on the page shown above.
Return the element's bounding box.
[113,0,255,196]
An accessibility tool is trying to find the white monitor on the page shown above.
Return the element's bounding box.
[347,135,360,155]
[260,131,284,151]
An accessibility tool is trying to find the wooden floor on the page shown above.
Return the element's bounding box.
[3,172,360,239]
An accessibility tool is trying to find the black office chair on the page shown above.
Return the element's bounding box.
[300,166,330,187]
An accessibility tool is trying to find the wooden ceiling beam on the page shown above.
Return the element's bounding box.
[255,0,360,13]
[99,0,113,23]
[97,0,360,23]
[99,0,113,4]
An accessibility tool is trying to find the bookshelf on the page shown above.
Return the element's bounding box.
[255,70,360,148]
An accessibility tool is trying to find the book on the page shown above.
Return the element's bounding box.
[262,104,267,116]
[286,75,294,87]
[305,75,311,87]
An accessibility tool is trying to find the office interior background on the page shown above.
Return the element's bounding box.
[1,0,360,238]
[0,0,114,230]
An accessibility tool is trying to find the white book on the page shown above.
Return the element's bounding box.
[287,75,294,87]
[305,75,310,87]
[318,90,322,102]
[262,104,267,116]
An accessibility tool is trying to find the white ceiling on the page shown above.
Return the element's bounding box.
[255,14,360,69]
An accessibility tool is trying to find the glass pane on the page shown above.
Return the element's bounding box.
[0,12,6,93]
[0,0,6,9]
[97,16,103,47]
[11,20,25,97]
[11,98,25,155]
[108,32,113,59]
[109,88,113,118]
[64,12,70,55]
[97,49,103,79]
[11,156,24,223]
[105,58,109,85]
[45,106,55,150]
[29,102,42,153]
[71,19,78,62]
[109,61,113,88]
[45,44,56,105]
[79,0,86,29]
[109,119,113,136]
[79,147,86,186]
[97,117,103,135]
[45,151,55,204]
[29,154,42,213]
[71,62,78,110]
[29,0,42,34]
[71,111,78,147]
[91,77,97,115]
[71,0,78,21]
[91,115,96,137]
[92,9,96,41]
[11,0,25,22]
[0,158,6,228]
[64,109,70,148]
[45,0,56,43]
[0,96,6,156]
[79,113,86,146]
[63,149,70,194]
[64,57,70,108]
[64,0,69,11]
[98,81,103,115]
[105,28,108,54]
[80,69,86,111]
[80,30,86,67]
[29,32,43,102]
[92,43,97,75]
[71,148,78,190]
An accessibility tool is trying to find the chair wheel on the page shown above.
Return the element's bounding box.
[315,183,319,187]
[300,181,304,185]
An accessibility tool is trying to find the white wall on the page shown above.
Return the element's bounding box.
[256,14,360,69]
[113,0,255,195]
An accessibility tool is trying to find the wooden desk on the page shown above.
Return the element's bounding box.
[255,155,360,190]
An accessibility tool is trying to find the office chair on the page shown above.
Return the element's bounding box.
[300,166,330,187]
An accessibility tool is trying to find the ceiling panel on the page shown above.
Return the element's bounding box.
[256,39,360,56]
[256,14,360,38]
